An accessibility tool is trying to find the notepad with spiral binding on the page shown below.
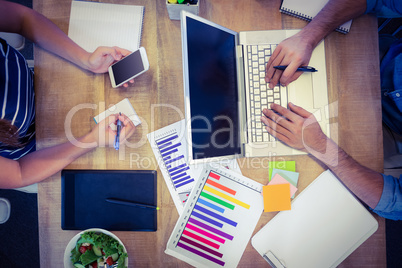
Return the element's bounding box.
[68,0,145,52]
[280,0,353,34]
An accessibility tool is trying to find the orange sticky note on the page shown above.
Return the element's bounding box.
[269,174,298,198]
[263,184,291,212]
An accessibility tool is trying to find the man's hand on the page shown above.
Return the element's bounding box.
[261,102,328,154]
[265,32,315,88]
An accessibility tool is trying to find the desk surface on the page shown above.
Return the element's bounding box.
[34,0,386,267]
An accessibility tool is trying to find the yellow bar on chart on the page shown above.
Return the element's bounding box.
[204,185,250,209]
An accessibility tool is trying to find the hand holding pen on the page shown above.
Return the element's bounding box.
[265,32,315,88]
[113,113,136,150]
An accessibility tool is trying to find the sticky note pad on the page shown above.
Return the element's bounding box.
[269,161,296,181]
[263,184,291,212]
[269,174,298,198]
[272,168,299,187]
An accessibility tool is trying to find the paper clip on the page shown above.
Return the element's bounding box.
[263,251,286,268]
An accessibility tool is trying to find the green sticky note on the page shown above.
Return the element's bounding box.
[268,161,296,181]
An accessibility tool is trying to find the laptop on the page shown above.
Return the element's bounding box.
[181,11,329,164]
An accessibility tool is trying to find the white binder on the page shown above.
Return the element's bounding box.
[251,170,378,268]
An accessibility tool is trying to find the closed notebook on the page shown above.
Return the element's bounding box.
[280,0,353,34]
[251,170,378,268]
[61,170,157,231]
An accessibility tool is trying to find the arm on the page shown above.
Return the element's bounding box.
[265,0,367,88]
[0,114,135,189]
[261,103,383,209]
[0,0,133,77]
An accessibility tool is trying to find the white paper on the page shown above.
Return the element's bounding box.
[147,120,242,215]
[68,1,144,52]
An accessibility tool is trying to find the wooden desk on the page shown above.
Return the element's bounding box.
[34,0,385,266]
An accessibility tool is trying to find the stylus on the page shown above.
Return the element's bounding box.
[106,198,160,210]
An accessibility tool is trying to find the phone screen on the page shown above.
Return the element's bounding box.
[111,50,145,85]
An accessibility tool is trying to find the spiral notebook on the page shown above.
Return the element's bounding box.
[68,0,145,52]
[280,0,352,34]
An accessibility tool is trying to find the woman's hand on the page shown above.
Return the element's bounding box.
[87,113,136,148]
[84,46,135,87]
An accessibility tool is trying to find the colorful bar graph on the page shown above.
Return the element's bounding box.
[166,165,264,268]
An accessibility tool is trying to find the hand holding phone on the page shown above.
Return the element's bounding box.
[108,47,149,88]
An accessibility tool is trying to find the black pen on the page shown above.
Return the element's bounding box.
[106,198,160,210]
[273,65,317,72]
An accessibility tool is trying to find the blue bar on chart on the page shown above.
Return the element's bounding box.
[156,132,195,190]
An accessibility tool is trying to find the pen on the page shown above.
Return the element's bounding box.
[273,65,317,72]
[106,198,160,210]
[114,112,122,150]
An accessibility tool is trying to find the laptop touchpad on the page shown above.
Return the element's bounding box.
[287,73,314,111]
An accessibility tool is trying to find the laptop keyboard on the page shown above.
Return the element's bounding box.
[245,44,288,143]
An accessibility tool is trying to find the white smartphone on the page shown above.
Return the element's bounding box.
[108,47,149,88]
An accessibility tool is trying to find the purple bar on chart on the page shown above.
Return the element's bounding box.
[174,175,191,184]
[160,143,181,153]
[188,218,234,240]
[180,236,223,258]
[172,172,187,180]
[156,134,179,145]
[166,155,184,165]
[177,242,225,266]
[176,178,194,188]
[191,212,223,228]
[168,163,187,173]
[162,148,178,158]
[171,166,190,176]
[159,141,172,149]
[194,205,237,227]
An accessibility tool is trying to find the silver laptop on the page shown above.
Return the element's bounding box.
[181,11,329,164]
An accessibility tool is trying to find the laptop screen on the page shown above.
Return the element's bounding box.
[185,16,241,160]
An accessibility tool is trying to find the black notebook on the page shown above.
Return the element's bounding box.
[61,170,157,231]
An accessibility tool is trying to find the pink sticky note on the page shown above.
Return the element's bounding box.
[268,174,298,198]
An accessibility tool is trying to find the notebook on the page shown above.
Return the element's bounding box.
[251,170,378,268]
[280,0,353,34]
[181,11,330,164]
[68,0,145,52]
[61,170,157,231]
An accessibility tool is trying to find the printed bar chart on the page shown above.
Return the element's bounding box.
[166,164,263,268]
[156,133,195,189]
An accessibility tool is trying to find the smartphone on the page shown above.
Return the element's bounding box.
[108,47,149,88]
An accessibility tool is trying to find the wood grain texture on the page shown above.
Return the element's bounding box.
[34,0,385,267]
